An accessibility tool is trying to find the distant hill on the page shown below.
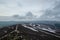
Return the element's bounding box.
[0,21,60,29]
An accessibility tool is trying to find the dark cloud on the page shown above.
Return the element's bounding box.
[26,12,33,17]
[40,0,60,21]
[12,12,34,19]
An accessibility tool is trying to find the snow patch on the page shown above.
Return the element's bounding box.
[22,24,38,32]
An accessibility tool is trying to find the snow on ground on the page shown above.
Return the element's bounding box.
[22,24,38,32]
[22,24,56,33]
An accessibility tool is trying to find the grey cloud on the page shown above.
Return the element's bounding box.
[26,12,33,17]
[12,12,35,19]
[17,2,22,7]
[0,0,6,4]
[40,0,60,21]
[0,0,60,21]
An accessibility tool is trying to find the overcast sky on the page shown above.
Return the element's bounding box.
[0,0,55,16]
[0,0,60,21]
